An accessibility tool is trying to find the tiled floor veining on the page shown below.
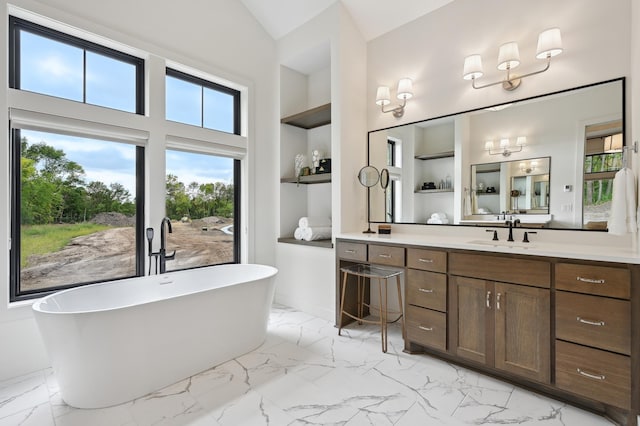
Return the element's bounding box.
[0,304,615,425]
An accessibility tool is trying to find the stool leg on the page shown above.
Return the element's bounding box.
[379,277,386,352]
[357,275,363,325]
[396,274,404,339]
[338,270,348,336]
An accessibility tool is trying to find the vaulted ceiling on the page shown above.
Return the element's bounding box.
[240,0,455,41]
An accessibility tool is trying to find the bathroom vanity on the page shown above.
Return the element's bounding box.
[335,233,639,425]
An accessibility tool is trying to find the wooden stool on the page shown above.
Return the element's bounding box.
[338,263,404,352]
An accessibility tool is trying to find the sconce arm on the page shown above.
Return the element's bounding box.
[471,56,552,91]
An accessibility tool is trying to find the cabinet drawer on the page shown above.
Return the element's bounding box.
[406,269,446,312]
[555,263,630,299]
[407,248,447,272]
[450,252,550,288]
[368,244,405,267]
[556,291,630,355]
[405,305,446,351]
[556,340,630,409]
[336,242,367,262]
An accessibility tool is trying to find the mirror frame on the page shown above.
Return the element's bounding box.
[366,77,626,231]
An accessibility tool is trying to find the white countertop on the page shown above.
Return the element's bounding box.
[337,231,640,265]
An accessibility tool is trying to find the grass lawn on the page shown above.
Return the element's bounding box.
[21,223,110,268]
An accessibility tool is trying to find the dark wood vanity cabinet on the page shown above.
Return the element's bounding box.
[554,262,632,410]
[405,248,448,352]
[335,239,639,425]
[449,253,551,384]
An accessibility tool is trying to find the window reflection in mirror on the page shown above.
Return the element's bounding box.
[582,121,623,230]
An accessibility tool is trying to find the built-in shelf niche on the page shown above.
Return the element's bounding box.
[279,55,332,248]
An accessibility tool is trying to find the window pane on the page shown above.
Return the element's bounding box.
[18,130,137,293]
[203,87,235,133]
[165,150,235,270]
[166,76,202,126]
[86,51,137,113]
[20,31,83,101]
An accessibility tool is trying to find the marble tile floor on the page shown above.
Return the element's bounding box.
[0,304,616,426]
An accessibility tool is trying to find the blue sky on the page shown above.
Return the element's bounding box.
[20,29,235,196]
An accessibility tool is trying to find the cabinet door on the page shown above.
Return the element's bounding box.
[494,282,550,383]
[450,276,490,365]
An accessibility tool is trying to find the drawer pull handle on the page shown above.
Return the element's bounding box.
[577,317,605,327]
[378,254,392,258]
[418,325,434,332]
[496,292,502,310]
[486,291,492,309]
[345,249,356,254]
[576,276,605,284]
[418,288,434,293]
[418,258,434,263]
[577,368,606,381]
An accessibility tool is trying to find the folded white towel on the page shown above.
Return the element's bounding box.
[294,227,305,240]
[301,226,332,241]
[298,216,332,228]
[430,212,447,220]
[609,168,637,235]
[427,218,449,225]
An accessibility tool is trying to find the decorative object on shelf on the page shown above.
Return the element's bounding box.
[485,136,526,156]
[463,28,563,91]
[358,165,380,233]
[421,182,437,190]
[485,186,496,193]
[378,224,391,235]
[294,153,307,178]
[375,78,413,118]
[316,158,331,174]
[311,150,322,172]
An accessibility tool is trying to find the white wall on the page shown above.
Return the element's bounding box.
[365,0,635,247]
[0,0,277,381]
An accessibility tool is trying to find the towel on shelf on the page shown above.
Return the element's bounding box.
[301,226,332,241]
[427,218,449,224]
[427,213,449,224]
[298,216,332,228]
[293,227,305,240]
[608,168,637,235]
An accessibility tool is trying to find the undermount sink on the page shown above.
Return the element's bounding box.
[466,239,537,249]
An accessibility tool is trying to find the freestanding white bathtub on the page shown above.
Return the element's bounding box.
[32,263,277,409]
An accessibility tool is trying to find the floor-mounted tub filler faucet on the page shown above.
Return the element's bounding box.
[146,218,176,274]
[159,217,176,274]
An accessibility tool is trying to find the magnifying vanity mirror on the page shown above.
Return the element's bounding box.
[367,78,624,230]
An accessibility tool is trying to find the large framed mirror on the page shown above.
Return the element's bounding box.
[367,78,625,230]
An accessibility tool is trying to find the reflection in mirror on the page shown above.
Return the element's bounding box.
[464,157,550,227]
[367,78,624,230]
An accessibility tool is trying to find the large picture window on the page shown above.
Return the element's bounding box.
[9,16,144,114]
[164,150,240,271]
[11,129,144,300]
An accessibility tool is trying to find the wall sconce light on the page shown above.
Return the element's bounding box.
[485,136,526,156]
[376,78,413,118]
[519,160,537,174]
[463,28,563,91]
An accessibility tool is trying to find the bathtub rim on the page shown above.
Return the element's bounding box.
[32,263,278,315]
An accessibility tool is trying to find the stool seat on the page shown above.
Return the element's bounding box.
[338,263,404,352]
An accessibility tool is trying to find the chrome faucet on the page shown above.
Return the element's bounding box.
[159,217,176,273]
[505,218,521,242]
